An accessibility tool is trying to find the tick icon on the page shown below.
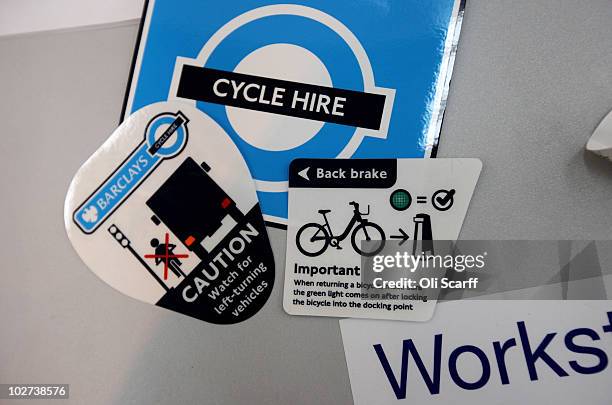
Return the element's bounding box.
[432,189,455,211]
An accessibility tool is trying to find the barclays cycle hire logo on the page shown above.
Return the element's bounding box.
[167,4,396,220]
[73,111,189,234]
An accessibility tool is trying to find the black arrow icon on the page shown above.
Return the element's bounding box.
[390,228,409,246]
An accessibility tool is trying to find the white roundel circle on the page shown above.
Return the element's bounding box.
[226,43,332,151]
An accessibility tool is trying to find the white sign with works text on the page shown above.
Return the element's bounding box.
[340,301,612,404]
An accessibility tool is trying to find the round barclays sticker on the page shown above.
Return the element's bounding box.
[65,101,275,324]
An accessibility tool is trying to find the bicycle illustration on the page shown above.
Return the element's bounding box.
[296,202,386,257]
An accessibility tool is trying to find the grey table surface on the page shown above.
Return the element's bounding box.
[2,1,612,404]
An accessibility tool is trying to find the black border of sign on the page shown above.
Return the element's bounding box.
[430,0,467,159]
[119,0,150,123]
[118,0,467,229]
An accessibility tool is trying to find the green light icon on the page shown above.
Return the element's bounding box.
[390,189,412,211]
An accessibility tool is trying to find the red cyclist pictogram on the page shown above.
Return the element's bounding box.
[145,233,189,280]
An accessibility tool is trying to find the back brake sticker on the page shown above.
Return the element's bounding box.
[283,158,481,322]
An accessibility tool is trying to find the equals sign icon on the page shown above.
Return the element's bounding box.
[416,196,428,204]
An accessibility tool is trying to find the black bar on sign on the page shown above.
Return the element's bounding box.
[177,65,386,130]
[289,158,397,189]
